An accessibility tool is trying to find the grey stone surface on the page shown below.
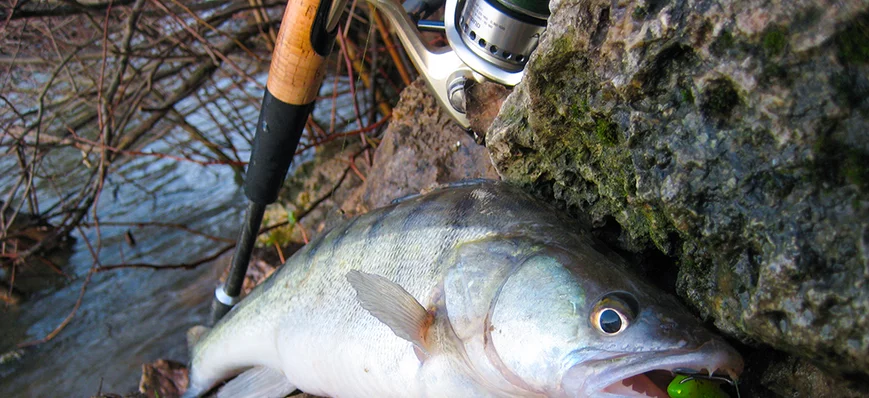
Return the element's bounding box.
[344,78,499,214]
[487,0,869,395]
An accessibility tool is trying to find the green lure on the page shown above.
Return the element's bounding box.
[667,375,730,398]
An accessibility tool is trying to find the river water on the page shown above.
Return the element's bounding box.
[0,73,363,396]
[0,156,244,396]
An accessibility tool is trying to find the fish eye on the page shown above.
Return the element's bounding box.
[590,293,637,336]
[598,309,624,334]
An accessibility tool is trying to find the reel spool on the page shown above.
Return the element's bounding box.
[456,0,549,73]
[368,0,550,127]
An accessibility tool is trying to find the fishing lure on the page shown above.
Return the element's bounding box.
[668,370,741,398]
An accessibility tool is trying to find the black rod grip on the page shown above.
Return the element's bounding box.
[244,89,315,205]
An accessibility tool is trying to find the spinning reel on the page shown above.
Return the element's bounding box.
[368,0,550,128]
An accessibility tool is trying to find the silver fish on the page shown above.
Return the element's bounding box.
[183,181,743,398]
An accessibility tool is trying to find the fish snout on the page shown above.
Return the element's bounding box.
[559,334,743,398]
[683,338,744,381]
[647,311,744,377]
[641,308,725,350]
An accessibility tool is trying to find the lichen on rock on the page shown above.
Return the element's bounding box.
[488,0,869,395]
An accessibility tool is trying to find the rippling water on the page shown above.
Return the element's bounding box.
[0,154,246,396]
[0,74,363,396]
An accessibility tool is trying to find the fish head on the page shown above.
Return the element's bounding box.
[481,245,743,398]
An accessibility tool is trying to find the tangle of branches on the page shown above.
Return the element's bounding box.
[0,0,413,344]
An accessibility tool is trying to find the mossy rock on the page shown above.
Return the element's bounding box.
[488,0,869,396]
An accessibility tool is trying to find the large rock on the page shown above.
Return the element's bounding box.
[487,0,869,394]
[343,78,499,213]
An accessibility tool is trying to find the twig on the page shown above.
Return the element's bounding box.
[7,126,247,167]
[348,155,367,182]
[4,0,138,20]
[248,0,277,49]
[150,0,265,91]
[297,224,309,245]
[16,268,93,348]
[167,0,265,63]
[343,29,392,119]
[372,8,412,86]
[273,241,285,263]
[79,221,235,243]
[16,227,99,349]
[295,114,390,153]
[336,27,366,131]
[95,243,235,272]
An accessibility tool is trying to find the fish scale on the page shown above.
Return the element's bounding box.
[184,181,743,398]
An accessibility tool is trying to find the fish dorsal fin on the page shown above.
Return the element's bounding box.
[216,366,296,398]
[347,270,432,351]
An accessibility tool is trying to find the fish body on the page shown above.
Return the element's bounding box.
[184,181,742,398]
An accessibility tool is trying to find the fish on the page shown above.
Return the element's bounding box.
[182,180,743,398]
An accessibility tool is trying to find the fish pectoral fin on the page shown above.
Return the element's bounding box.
[216,366,296,398]
[347,270,433,351]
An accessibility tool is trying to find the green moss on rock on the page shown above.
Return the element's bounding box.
[843,151,869,191]
[680,86,695,104]
[812,123,869,192]
[711,30,735,55]
[762,25,789,57]
[496,32,659,250]
[700,78,741,119]
[594,117,619,146]
[488,0,869,394]
[835,12,869,64]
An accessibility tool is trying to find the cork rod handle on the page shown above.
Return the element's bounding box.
[267,0,332,105]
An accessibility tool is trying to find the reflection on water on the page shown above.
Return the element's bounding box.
[0,73,364,395]
[0,156,245,396]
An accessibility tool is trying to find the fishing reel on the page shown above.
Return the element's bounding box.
[367,0,550,128]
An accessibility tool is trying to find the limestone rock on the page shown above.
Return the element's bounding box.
[488,0,869,394]
[344,78,499,213]
[467,81,512,137]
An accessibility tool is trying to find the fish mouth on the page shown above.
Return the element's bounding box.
[563,340,743,398]
[602,369,679,398]
[600,369,739,398]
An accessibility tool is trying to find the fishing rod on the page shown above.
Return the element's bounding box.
[209,0,348,322]
[211,0,551,323]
